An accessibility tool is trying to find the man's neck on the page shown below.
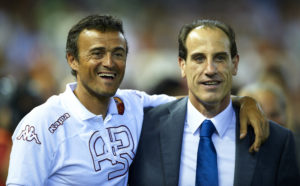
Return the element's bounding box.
[189,95,231,118]
[73,88,110,119]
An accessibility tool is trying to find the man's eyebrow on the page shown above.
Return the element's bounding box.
[191,53,205,58]
[89,47,126,53]
[214,52,229,56]
[89,47,105,53]
[113,46,126,52]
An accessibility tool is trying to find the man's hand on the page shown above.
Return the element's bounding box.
[232,95,269,153]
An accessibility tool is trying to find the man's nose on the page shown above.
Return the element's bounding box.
[102,53,114,67]
[205,60,217,75]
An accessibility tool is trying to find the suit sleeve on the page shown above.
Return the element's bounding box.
[276,130,300,186]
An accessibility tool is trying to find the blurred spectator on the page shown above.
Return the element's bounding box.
[238,82,288,128]
[0,76,14,186]
[148,78,187,96]
[0,75,45,185]
[258,65,295,131]
[238,80,300,168]
[0,104,13,186]
[260,64,288,92]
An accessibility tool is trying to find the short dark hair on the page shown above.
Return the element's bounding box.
[66,14,128,76]
[178,19,237,60]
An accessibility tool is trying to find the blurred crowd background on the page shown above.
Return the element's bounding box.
[1,0,300,184]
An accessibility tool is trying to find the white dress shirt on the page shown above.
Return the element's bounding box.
[178,99,236,186]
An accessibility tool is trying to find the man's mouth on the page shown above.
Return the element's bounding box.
[201,80,221,86]
[98,72,116,79]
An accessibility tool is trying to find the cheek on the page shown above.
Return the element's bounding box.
[188,64,201,78]
[219,64,232,77]
[218,68,233,86]
[186,68,196,83]
[118,62,126,72]
[224,72,232,84]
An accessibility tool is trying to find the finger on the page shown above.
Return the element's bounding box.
[239,110,248,139]
[251,119,263,152]
[255,104,269,143]
[249,144,255,153]
[249,140,261,153]
[258,117,267,143]
[253,139,261,152]
[260,119,266,142]
[253,125,263,152]
[239,119,247,139]
[261,119,270,143]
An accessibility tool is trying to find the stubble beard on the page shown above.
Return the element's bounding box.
[82,79,118,100]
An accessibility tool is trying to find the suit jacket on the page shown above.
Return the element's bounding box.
[129,97,300,186]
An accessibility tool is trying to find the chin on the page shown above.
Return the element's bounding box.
[91,87,117,98]
[202,100,219,106]
[99,90,117,97]
[201,96,222,105]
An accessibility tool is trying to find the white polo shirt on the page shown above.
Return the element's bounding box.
[7,82,175,186]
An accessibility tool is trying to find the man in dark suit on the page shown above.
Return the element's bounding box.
[129,19,300,186]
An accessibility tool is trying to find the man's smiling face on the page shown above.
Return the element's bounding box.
[70,29,127,99]
[179,26,239,110]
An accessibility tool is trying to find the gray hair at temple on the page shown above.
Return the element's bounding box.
[238,82,288,127]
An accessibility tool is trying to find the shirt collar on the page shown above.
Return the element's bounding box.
[62,82,119,121]
[187,99,235,138]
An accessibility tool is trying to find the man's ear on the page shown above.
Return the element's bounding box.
[67,53,79,73]
[232,54,239,76]
[178,57,186,78]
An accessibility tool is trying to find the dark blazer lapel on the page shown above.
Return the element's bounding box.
[159,97,188,186]
[233,106,259,186]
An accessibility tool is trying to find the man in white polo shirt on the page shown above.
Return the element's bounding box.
[7,15,268,186]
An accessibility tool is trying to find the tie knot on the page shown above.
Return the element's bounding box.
[200,120,216,137]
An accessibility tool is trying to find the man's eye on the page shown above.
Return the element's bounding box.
[91,52,104,58]
[193,55,205,63]
[92,52,101,55]
[215,55,226,62]
[115,53,123,57]
[113,52,125,59]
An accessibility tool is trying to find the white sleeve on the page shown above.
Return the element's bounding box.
[130,90,176,108]
[6,114,52,186]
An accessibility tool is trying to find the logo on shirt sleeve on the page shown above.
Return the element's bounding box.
[113,97,124,115]
[17,125,41,144]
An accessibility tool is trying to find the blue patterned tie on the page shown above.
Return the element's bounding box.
[196,119,218,186]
